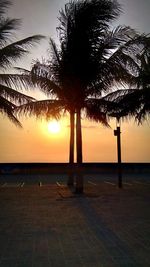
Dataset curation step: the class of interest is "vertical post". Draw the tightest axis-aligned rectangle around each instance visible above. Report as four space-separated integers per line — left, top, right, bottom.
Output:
114 124 122 188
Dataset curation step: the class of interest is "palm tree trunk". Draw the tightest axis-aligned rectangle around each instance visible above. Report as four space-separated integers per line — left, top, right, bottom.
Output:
67 111 75 186
76 109 82 163
75 109 83 193
69 111 75 164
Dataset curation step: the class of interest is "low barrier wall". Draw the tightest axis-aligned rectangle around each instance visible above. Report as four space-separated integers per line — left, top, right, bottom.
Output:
0 163 149 174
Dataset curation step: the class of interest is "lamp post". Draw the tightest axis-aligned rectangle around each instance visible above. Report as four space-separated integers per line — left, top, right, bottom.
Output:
114 120 122 188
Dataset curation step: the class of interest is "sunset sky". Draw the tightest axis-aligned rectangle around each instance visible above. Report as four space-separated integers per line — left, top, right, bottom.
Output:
0 0 150 163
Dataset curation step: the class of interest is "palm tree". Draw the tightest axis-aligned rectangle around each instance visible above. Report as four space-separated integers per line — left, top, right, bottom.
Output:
56 0 149 192
14 40 109 188
15 0 149 193
14 0 121 189
0 0 44 126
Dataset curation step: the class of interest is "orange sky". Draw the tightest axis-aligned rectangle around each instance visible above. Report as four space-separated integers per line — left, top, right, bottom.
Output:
0 113 149 163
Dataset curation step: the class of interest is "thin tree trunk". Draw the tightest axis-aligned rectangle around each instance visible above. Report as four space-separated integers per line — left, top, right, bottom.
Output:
67 111 75 186
75 109 83 194
76 109 82 163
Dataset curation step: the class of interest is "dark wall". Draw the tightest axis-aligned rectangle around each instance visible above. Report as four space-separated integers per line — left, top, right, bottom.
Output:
0 163 149 174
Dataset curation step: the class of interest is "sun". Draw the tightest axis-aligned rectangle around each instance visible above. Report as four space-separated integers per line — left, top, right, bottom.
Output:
47 120 61 134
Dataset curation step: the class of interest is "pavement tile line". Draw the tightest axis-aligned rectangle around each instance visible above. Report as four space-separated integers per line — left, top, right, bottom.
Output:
88 181 97 186
56 182 64 187
1 183 22 187
134 181 150 186
123 182 133 186
104 181 116 186
75 197 141 266
0 175 149 267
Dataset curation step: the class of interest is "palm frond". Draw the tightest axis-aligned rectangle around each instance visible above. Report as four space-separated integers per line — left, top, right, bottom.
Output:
107 88 150 123
103 89 137 102
98 33 150 90
0 0 10 16
85 107 110 127
84 98 112 127
100 49 139 89
136 105 150 123
96 26 138 60
0 95 22 127
0 84 35 104
14 67 30 74
58 0 121 42
137 48 150 88
0 68 63 98
49 38 60 64
0 73 34 89
57 0 122 86
0 18 21 46
30 62 63 97
0 1 46 127
0 35 45 69
15 99 65 120
32 76 62 97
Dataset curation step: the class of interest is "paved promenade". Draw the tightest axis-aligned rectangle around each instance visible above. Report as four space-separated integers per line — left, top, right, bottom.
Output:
0 177 149 267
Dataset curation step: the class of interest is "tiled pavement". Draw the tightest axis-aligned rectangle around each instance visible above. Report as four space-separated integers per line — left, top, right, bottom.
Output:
0 180 149 267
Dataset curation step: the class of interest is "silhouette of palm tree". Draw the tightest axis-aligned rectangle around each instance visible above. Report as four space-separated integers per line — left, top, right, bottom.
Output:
15 0 121 190
16 0 149 193
0 0 44 126
105 37 150 123
57 0 149 192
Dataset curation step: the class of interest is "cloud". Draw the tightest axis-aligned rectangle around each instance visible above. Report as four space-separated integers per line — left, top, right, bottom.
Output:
66 125 97 129
82 125 97 129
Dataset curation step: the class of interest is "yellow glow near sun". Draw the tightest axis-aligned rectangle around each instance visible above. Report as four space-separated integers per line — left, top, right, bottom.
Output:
39 117 69 139
47 120 61 134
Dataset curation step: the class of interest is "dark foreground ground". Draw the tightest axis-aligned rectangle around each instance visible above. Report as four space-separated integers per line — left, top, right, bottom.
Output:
0 173 149 267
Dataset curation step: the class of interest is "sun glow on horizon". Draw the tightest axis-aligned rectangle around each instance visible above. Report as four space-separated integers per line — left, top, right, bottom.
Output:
47 120 61 134
39 117 69 140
